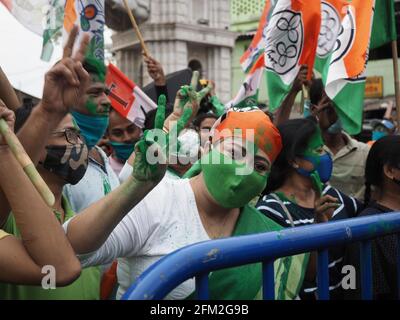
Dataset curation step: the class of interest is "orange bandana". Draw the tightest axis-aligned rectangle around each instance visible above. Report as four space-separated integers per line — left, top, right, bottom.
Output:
212 108 282 163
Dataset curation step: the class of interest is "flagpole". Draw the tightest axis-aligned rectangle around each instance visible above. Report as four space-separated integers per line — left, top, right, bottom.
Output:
122 0 150 57
391 40 400 128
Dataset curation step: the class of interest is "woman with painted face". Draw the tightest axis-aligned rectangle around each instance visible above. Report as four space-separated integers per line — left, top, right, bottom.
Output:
345 136 400 300
256 117 364 300
64 106 310 300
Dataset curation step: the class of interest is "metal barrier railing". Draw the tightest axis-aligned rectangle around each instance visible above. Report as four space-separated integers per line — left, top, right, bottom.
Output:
122 213 400 300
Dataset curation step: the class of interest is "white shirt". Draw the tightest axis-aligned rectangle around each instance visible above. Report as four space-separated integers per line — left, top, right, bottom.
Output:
64 163 210 300
63 147 120 213
108 155 125 177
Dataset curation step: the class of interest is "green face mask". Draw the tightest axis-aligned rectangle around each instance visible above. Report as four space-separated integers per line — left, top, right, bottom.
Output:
201 149 269 208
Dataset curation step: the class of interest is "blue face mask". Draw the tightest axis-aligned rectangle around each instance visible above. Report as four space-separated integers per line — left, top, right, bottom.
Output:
110 141 136 161
296 153 333 183
372 131 388 141
71 111 109 150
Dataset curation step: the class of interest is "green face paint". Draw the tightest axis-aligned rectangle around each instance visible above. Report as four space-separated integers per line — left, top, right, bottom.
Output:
201 149 269 208
85 97 110 116
295 127 333 189
302 128 325 158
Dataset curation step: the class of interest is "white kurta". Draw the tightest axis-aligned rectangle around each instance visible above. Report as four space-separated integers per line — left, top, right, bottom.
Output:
64 164 211 300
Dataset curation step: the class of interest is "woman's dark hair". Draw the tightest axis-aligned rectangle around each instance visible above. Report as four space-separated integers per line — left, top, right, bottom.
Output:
364 135 400 205
264 117 319 194
193 112 218 129
310 78 324 106
143 103 173 131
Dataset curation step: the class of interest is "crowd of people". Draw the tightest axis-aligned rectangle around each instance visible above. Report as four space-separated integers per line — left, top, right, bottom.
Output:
0 26 399 300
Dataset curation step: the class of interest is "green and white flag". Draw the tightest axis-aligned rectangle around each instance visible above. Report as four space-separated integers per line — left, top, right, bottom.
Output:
41 0 65 61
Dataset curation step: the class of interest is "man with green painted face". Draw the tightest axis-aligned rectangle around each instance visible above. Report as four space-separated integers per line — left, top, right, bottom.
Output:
63 56 120 213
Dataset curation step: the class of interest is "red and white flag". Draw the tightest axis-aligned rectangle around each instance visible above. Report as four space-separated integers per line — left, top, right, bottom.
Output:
106 63 157 128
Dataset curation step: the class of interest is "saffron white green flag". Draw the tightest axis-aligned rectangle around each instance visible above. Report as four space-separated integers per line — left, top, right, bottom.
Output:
315 0 375 135
265 0 321 112
227 55 265 109
1 0 105 62
240 0 278 73
63 0 105 61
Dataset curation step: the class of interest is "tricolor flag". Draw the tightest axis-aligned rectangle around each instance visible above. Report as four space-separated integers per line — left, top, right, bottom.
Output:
227 55 265 109
1 0 105 62
106 63 158 128
63 0 105 61
314 0 347 76
265 0 321 112
240 0 278 73
317 0 375 135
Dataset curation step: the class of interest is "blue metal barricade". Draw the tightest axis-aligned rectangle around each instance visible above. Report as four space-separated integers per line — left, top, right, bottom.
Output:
122 213 400 300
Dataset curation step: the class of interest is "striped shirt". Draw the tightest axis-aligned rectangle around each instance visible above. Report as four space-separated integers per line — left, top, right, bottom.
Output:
256 185 363 299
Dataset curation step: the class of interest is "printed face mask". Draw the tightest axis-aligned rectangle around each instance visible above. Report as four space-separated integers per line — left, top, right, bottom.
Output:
110 141 136 162
201 149 269 208
41 144 89 185
71 111 109 150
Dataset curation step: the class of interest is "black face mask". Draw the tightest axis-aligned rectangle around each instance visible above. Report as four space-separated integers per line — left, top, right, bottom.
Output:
40 144 89 185
393 178 400 187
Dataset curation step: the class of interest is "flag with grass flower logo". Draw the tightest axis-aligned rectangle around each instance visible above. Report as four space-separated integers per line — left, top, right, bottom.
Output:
265 0 321 112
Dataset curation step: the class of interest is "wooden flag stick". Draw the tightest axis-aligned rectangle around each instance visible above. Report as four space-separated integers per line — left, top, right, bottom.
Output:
0 119 55 207
122 0 150 57
190 71 200 88
301 84 310 115
391 40 400 128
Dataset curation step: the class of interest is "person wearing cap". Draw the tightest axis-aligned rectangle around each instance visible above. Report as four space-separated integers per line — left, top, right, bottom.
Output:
63 104 309 300
369 118 397 145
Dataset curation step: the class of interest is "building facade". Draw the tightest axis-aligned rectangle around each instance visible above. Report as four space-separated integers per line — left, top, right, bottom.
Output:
107 0 237 102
